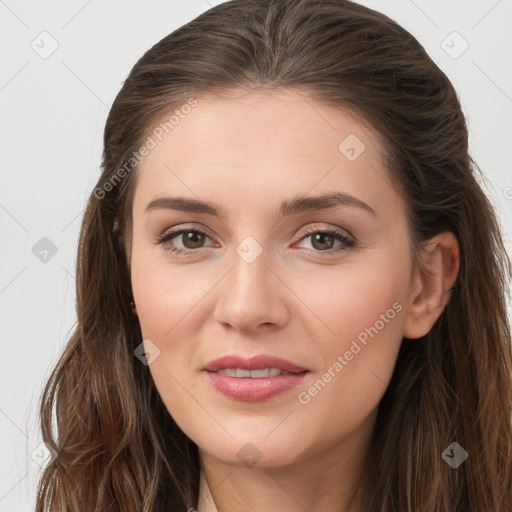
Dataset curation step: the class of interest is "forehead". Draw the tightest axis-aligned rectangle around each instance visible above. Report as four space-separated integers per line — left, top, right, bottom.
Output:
133 89 397 216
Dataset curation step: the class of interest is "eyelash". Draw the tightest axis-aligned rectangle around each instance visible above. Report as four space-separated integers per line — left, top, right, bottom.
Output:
154 224 356 258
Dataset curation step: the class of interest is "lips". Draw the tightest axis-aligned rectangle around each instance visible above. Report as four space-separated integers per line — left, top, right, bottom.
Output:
202 354 309 402
202 354 308 374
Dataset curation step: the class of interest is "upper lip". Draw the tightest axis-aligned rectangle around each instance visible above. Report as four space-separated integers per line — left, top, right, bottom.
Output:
203 355 308 373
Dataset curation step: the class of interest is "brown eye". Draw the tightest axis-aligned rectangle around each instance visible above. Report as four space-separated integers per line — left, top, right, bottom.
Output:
180 230 206 249
295 226 356 255
310 232 336 251
155 227 214 256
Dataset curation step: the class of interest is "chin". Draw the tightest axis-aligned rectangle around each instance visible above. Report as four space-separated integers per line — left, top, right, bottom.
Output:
196 433 307 469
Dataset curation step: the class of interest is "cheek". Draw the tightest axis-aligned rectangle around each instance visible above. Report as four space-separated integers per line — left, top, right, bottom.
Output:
295 256 406 344
292 250 407 407
131 249 213 338
297 269 405 397
131 258 218 405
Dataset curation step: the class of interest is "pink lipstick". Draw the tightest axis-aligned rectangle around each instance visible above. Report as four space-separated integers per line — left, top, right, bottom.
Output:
203 354 309 402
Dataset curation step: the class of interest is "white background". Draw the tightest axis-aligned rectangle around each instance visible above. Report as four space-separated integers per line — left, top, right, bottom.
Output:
1 0 511 510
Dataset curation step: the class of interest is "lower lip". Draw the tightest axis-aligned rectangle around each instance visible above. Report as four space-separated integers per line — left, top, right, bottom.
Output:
204 371 309 402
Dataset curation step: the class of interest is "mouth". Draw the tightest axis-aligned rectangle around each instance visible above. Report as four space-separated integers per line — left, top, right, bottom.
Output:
212 368 300 378
203 353 308 374
202 354 309 402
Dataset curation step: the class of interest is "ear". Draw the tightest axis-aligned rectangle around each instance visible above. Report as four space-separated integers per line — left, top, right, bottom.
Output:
402 231 460 339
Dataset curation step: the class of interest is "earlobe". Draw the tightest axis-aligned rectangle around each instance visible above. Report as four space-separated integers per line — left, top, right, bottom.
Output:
402 232 460 339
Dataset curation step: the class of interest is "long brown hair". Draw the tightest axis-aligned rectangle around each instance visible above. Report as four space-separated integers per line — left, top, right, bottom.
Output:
35 0 512 510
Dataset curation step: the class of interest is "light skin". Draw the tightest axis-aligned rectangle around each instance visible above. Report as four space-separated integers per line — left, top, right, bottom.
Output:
126 89 459 512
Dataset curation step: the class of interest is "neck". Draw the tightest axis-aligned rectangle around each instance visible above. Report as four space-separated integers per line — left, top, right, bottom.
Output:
197 466 220 512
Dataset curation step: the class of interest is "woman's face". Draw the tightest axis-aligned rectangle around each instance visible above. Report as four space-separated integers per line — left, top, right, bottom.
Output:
130 89 417 469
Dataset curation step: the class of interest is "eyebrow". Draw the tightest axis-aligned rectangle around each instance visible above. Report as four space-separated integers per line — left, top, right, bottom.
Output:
145 191 376 218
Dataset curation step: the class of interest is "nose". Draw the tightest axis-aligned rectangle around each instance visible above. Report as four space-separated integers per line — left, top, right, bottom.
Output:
212 246 290 333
